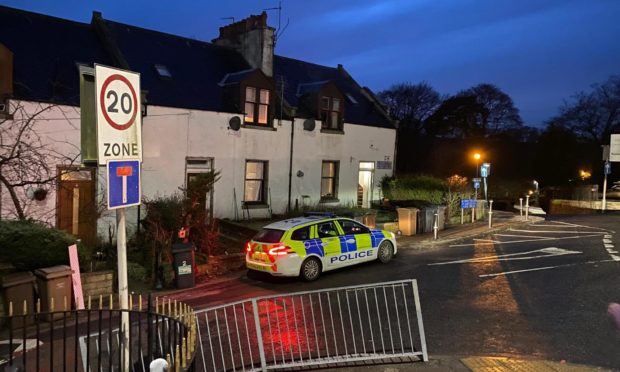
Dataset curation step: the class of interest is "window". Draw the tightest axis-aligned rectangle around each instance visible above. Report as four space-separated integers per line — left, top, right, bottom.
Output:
338 220 369 235
317 222 339 238
155 64 172 78
252 229 284 243
245 86 270 125
244 160 268 203
291 226 311 241
321 161 339 199
321 96 342 130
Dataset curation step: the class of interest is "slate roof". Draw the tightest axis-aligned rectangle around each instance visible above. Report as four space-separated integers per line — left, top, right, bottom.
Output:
0 5 394 129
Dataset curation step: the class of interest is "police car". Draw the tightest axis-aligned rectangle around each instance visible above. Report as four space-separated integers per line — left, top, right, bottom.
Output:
246 213 397 281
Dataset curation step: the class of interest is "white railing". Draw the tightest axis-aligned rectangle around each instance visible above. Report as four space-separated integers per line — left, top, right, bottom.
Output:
195 279 428 371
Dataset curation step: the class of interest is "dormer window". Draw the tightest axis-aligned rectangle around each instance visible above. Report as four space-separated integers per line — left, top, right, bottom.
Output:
321 96 342 130
245 86 270 125
155 64 172 79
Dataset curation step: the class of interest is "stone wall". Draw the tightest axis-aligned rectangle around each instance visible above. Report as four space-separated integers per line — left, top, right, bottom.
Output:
81 270 114 299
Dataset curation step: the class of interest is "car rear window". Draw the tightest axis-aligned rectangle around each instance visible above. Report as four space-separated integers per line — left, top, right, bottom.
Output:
252 228 285 243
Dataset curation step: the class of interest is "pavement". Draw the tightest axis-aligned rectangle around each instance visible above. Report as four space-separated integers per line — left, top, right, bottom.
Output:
168 210 619 371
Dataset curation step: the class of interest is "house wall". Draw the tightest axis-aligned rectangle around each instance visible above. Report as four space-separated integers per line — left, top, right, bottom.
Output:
141 105 395 219
2 100 395 240
0 100 82 224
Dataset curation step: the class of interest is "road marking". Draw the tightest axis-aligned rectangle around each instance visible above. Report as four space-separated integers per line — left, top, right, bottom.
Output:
605 244 615 249
450 233 604 247
605 235 612 239
543 220 615 232
494 233 558 239
508 229 607 234
473 239 500 243
479 258 620 278
603 239 613 243
612 255 620 261
429 247 581 266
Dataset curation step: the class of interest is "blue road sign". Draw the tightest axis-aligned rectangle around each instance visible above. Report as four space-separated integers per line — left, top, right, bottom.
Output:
604 161 611 175
460 199 477 209
473 180 481 189
107 159 141 210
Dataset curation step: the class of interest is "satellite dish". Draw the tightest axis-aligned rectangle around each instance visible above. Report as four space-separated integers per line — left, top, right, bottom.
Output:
303 118 316 131
228 116 241 131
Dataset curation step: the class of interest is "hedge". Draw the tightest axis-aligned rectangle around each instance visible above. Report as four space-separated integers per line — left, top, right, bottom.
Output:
0 220 89 271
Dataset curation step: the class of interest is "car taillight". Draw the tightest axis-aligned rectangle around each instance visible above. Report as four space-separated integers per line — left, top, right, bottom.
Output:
268 244 290 256
245 241 252 253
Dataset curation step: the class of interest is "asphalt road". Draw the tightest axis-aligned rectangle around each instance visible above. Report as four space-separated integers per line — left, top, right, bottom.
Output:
173 213 620 369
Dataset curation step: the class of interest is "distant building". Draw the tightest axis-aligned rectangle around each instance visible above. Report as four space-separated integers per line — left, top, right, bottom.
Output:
0 6 396 244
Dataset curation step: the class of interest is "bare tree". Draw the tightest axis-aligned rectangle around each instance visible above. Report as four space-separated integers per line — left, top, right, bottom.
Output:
0 101 79 220
459 83 524 136
378 82 442 134
549 75 620 143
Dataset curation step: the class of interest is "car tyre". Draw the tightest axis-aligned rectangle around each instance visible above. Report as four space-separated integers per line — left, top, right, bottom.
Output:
378 241 394 263
300 257 322 282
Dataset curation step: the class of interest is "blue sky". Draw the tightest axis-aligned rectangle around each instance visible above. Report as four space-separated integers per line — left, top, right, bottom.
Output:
2 0 619 127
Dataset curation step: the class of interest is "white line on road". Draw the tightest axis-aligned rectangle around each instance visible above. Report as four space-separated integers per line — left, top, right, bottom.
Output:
429 247 581 266
449 233 604 247
473 239 500 243
494 233 559 239
604 239 613 244
605 244 615 249
605 235 612 239
479 258 620 278
508 229 607 234
542 220 615 232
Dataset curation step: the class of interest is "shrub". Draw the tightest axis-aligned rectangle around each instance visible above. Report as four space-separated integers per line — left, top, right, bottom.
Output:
381 174 445 204
127 261 147 282
0 220 89 271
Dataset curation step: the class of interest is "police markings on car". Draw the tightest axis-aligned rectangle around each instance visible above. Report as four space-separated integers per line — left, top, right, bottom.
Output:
245 213 397 281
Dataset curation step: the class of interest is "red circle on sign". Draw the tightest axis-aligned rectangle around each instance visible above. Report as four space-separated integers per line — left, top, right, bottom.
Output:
100 74 138 131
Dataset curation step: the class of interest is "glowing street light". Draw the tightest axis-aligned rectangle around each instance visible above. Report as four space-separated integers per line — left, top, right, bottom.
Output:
579 170 591 181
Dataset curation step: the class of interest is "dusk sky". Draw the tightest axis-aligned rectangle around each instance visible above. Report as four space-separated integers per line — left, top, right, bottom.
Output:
2 0 619 128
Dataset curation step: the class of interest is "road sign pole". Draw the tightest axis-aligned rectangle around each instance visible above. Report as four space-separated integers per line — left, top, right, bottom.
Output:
525 195 530 221
519 198 523 218
461 208 464 225
602 172 608 212
117 208 130 371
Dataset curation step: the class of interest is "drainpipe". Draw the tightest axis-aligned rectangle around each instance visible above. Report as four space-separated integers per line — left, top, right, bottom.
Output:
287 118 295 213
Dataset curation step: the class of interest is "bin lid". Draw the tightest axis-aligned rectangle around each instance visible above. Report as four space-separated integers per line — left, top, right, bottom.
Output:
172 243 193 253
34 265 72 280
2 271 35 288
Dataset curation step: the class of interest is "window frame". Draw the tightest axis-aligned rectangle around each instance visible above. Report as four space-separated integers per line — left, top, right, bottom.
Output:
320 160 340 200
337 219 370 235
244 85 271 126
320 96 343 130
243 160 269 204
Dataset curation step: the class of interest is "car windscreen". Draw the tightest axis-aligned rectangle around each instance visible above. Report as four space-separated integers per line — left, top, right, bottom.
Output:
252 228 285 243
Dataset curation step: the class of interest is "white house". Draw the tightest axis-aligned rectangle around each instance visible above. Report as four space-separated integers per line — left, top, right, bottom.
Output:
0 6 396 244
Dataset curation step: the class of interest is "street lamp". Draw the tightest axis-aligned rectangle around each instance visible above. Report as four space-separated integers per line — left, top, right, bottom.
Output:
474 153 481 177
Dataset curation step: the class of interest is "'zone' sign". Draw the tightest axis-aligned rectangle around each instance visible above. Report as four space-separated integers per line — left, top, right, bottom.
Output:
95 65 142 165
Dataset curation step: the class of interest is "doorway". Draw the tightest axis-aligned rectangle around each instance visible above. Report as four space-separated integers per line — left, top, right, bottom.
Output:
358 162 375 208
57 167 97 247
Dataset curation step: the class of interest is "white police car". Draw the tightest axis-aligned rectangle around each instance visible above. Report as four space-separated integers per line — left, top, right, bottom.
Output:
245 214 397 281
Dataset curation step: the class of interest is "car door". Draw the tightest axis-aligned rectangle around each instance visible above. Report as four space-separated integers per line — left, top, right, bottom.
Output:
315 221 344 269
336 219 375 262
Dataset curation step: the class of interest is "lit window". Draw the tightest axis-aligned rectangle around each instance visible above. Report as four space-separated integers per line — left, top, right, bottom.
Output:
244 160 268 203
155 64 172 78
321 97 342 130
245 86 270 125
321 161 339 199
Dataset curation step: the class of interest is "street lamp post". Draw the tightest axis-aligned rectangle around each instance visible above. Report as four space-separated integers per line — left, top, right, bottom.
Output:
473 153 481 220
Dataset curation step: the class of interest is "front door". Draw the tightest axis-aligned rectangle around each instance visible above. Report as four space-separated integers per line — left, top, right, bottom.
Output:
358 162 375 208
57 167 97 247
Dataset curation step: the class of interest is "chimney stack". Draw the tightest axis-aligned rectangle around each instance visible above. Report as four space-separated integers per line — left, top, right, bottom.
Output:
213 12 275 77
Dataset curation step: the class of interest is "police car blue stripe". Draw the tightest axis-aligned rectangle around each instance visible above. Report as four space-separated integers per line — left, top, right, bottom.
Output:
338 235 357 253
304 239 325 257
370 231 385 248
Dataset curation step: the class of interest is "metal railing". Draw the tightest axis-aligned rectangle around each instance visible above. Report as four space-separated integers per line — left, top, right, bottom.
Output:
196 279 427 371
0 294 198 371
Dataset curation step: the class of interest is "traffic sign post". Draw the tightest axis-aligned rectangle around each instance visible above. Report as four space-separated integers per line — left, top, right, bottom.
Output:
95 64 143 371
603 161 611 212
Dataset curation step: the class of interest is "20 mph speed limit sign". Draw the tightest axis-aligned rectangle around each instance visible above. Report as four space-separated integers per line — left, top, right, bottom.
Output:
95 64 142 165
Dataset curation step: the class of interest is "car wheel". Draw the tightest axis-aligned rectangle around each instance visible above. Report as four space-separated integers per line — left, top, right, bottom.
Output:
377 241 394 263
300 257 322 282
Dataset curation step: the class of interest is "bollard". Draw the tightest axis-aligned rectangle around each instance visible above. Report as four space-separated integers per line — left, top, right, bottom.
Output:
488 200 493 228
433 211 439 240
519 198 523 217
461 208 464 224
525 195 530 221
471 206 475 223
149 358 169 372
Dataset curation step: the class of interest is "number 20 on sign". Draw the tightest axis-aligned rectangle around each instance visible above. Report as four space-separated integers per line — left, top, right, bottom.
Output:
95 64 142 165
